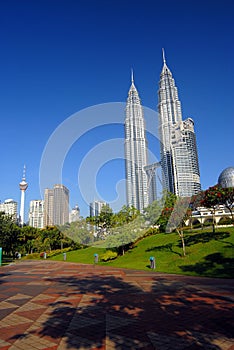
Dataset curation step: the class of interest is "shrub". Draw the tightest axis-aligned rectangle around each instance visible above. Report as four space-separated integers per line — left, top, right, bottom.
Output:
23 248 74 260
203 220 213 227
192 222 202 228
24 253 40 259
46 247 74 258
46 250 60 258
100 250 118 262
218 217 233 225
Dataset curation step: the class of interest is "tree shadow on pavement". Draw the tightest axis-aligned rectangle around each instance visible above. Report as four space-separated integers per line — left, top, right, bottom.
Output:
149 277 234 349
0 272 11 285
14 272 233 349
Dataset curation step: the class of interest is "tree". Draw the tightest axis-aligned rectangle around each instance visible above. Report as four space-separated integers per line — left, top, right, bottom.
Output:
200 185 231 233
166 197 191 256
86 205 114 238
114 205 140 226
40 226 78 251
98 205 114 229
155 191 177 232
63 219 94 246
143 200 163 226
19 226 40 254
189 192 204 228
102 215 146 255
0 212 20 256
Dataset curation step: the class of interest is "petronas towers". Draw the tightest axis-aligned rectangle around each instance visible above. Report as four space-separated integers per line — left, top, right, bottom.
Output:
125 72 149 211
125 51 201 211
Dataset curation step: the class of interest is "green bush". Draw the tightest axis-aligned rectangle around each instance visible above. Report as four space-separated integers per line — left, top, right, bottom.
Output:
24 247 75 259
47 247 73 258
100 250 118 262
192 222 202 228
218 217 233 225
24 253 40 259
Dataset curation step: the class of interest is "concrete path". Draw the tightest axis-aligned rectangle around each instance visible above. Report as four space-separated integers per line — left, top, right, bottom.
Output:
0 260 233 349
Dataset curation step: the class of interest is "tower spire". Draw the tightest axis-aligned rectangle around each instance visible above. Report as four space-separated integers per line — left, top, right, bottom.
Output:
162 48 166 64
131 68 134 84
22 165 26 180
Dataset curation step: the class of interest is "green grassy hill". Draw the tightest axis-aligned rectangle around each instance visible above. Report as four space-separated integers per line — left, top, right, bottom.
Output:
51 227 234 278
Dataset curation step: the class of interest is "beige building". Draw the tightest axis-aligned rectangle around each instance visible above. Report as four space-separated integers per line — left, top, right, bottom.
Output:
44 185 69 227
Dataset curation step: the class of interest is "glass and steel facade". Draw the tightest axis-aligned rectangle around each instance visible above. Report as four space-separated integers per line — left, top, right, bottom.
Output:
125 75 149 211
53 184 69 226
171 118 201 196
158 53 201 197
44 188 54 227
44 184 69 227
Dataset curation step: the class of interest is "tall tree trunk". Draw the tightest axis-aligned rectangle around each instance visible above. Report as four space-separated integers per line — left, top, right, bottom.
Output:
177 229 186 256
212 208 216 233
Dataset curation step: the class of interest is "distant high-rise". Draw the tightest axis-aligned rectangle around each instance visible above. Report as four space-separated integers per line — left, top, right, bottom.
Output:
19 166 28 225
44 184 69 227
69 204 80 223
124 71 149 211
44 188 54 227
29 200 44 228
158 50 201 197
90 200 107 217
0 199 18 222
144 162 160 203
53 184 69 226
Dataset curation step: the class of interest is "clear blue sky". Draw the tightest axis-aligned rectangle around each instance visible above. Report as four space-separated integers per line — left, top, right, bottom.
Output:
0 0 233 218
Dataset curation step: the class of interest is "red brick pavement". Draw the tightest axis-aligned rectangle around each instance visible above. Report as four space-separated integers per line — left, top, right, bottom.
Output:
0 260 233 349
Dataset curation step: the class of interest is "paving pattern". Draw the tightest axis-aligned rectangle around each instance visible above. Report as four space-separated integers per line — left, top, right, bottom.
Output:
0 260 233 349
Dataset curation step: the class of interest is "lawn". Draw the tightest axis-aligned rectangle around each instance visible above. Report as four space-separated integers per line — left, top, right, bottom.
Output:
51 226 234 278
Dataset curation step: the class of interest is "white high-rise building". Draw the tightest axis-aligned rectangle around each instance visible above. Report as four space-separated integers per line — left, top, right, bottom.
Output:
124 72 149 211
171 118 201 196
89 200 107 217
158 50 201 197
28 200 44 228
69 205 80 223
0 199 18 222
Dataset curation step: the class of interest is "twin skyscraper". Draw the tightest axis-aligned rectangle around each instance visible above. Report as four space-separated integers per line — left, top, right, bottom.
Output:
124 50 201 212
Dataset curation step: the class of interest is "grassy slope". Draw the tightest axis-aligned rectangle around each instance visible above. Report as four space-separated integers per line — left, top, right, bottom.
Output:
51 227 234 278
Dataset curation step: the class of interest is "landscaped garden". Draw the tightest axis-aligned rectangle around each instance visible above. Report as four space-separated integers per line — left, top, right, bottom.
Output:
50 226 234 278
1 188 233 278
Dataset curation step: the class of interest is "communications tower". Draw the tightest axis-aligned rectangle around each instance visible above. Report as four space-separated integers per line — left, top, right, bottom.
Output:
19 166 28 225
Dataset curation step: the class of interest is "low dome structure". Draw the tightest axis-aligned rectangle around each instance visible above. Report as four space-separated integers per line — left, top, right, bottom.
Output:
218 167 234 188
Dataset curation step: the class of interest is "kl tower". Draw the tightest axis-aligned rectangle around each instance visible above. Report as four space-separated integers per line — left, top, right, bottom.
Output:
19 166 28 226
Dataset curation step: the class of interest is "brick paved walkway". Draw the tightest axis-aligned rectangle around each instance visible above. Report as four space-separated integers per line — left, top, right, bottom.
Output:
0 260 233 350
